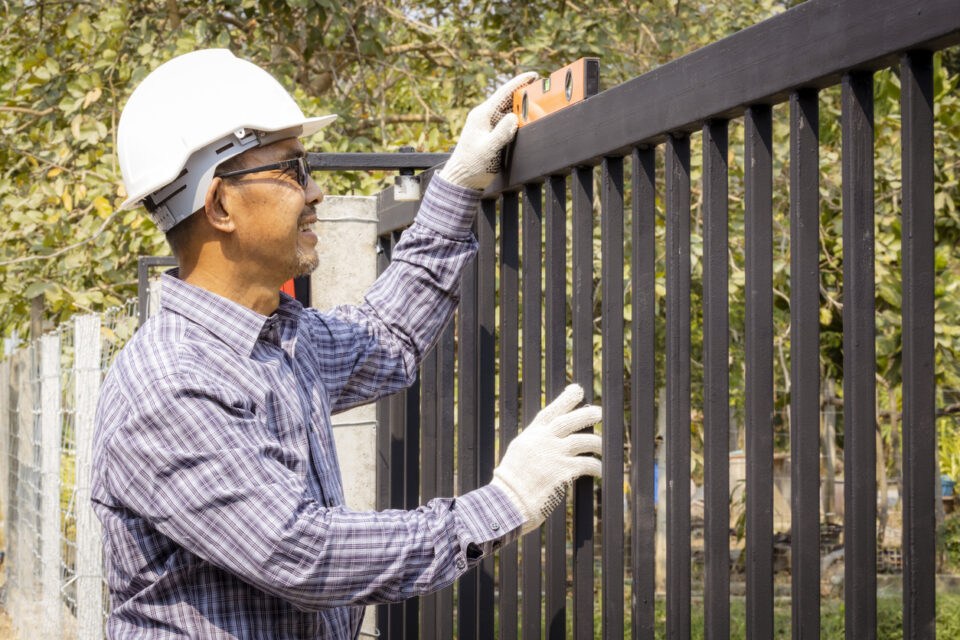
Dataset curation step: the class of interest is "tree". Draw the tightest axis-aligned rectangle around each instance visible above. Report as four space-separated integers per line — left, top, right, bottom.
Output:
3 2 960 488
0 0 800 338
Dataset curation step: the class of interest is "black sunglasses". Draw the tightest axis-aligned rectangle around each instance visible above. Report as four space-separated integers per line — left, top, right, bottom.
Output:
216 156 310 189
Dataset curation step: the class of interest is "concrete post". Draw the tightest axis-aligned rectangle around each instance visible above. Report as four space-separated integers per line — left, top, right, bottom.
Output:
311 195 379 637
0 358 8 559
75 314 104 640
15 346 38 635
40 334 63 639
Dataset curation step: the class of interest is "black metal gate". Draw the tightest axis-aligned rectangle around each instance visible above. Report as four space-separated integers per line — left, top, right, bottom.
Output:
373 1 960 637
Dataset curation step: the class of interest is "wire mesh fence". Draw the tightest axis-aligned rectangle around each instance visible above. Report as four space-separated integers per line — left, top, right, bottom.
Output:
1 299 137 640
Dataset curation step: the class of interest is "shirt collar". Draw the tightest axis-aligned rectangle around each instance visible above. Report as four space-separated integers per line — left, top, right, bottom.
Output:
159 268 303 357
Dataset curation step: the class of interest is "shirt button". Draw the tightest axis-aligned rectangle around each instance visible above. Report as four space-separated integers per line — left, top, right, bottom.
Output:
455 558 466 571
490 521 500 531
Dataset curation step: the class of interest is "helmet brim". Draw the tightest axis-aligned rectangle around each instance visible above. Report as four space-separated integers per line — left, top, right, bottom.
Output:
120 113 338 211
300 114 338 137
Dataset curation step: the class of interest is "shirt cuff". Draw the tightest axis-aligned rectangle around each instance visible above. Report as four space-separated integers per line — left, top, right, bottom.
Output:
414 174 482 239
451 484 525 571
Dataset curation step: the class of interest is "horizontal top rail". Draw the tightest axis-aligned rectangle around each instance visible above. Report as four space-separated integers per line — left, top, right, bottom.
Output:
307 152 450 172
489 0 957 189
375 0 958 234
378 169 440 235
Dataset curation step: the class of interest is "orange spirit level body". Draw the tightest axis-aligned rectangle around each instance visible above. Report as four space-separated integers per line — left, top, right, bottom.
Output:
513 57 600 127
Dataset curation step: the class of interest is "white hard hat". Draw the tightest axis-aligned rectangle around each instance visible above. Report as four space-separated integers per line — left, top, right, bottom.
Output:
117 49 336 232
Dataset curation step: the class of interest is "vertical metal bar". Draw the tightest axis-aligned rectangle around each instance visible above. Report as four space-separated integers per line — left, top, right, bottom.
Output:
665 135 691 640
388 231 406 639
389 230 405 515
498 191 521 640
521 181 543 640
900 50 936 640
703 120 730 640
842 71 877 640
601 156 625 639
571 166 595 640
631 147 657 639
477 199 498 637
420 347 439 640
376 233 392 517
388 391 404 513
437 322 457 639
388 386 405 638
137 258 149 328
544 174 568 640
789 89 821 640
292 274 311 308
405 376 421 508
458 236 480 640
744 104 774 640
404 376 421 639
375 234 392 635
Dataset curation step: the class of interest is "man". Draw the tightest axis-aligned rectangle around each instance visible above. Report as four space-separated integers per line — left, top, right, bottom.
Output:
93 49 602 638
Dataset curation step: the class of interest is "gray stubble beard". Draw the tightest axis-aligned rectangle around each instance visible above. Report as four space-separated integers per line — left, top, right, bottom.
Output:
294 244 319 278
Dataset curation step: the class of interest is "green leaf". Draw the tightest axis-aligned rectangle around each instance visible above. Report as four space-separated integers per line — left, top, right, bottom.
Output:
820 306 832 326
24 282 50 299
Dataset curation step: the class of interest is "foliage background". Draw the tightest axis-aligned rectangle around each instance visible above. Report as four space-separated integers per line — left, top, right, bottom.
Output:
0 0 807 334
1 1 960 477
4 3 960 634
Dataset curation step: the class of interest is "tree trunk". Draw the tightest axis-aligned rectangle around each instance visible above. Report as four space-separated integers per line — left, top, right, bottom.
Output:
29 295 43 341
822 377 839 521
934 397 946 570
166 0 180 29
889 388 902 508
655 385 668 593
877 424 888 546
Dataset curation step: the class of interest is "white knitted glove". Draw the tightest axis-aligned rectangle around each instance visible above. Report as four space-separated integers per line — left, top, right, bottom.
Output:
438 71 537 190
491 384 602 535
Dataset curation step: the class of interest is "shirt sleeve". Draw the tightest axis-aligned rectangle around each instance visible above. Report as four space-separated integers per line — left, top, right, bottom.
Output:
302 175 481 413
103 373 524 611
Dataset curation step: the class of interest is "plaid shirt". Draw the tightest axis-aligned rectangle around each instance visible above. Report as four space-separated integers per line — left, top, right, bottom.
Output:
92 176 523 639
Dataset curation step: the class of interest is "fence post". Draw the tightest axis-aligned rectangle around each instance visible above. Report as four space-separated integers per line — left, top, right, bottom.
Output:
3 353 18 627
15 346 36 633
0 357 9 576
311 195 379 638
40 334 63 639
74 314 103 640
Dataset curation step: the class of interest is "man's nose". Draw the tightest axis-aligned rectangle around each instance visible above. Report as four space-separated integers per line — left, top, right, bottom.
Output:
305 175 323 205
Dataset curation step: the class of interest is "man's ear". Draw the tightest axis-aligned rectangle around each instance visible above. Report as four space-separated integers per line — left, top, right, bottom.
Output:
203 176 236 233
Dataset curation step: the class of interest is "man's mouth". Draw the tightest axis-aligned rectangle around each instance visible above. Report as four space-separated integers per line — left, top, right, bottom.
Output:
297 213 319 247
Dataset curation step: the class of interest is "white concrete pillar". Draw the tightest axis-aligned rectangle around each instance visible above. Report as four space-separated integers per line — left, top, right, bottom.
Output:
74 314 103 640
311 195 379 637
40 334 62 639
13 348 34 636
0 358 10 571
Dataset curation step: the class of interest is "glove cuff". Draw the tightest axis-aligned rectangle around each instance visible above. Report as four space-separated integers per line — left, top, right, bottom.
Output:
491 473 540 536
438 162 491 191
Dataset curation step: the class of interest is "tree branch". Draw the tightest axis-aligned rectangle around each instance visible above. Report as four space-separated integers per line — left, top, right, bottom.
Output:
0 208 118 267
215 14 252 32
352 113 447 131
0 106 55 117
822 397 960 418
938 402 960 417
0 144 112 182
383 42 442 56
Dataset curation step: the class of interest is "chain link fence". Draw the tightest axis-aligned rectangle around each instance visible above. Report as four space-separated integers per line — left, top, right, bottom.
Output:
1 300 137 640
